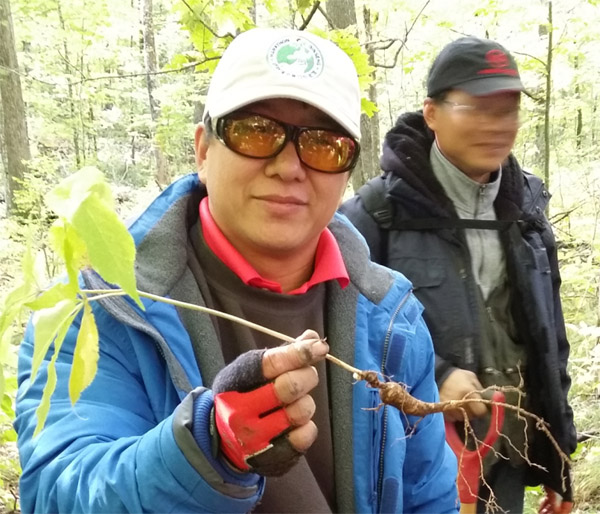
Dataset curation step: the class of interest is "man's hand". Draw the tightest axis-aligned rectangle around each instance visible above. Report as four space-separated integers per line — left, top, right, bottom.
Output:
538 487 573 514
439 368 487 421
212 330 328 476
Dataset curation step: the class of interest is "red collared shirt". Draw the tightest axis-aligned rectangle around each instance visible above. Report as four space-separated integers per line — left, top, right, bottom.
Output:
199 197 349 295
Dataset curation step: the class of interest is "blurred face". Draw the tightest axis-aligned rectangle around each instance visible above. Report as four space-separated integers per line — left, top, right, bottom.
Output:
423 90 520 182
195 98 351 264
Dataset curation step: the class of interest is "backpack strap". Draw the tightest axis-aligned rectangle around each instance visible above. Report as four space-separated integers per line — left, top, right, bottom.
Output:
391 219 519 231
356 177 525 264
356 176 394 230
356 177 394 265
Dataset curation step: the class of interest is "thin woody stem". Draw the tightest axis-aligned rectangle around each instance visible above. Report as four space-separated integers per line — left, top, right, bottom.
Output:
81 288 361 372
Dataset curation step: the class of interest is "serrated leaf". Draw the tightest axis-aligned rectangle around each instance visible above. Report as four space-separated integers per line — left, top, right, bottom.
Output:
70 194 141 307
33 352 57 438
31 299 80 385
69 301 99 406
33 308 78 437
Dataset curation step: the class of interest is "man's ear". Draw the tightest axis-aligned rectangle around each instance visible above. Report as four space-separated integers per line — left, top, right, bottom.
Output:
194 123 209 183
422 98 438 131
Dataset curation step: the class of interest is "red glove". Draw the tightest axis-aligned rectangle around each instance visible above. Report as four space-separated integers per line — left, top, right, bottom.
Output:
538 487 573 514
212 333 327 476
214 380 293 472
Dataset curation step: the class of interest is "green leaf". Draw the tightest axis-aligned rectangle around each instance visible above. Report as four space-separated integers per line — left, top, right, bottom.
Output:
48 221 88 295
296 0 313 13
361 98 379 118
32 307 79 437
26 282 77 311
33 350 58 438
46 167 114 220
69 301 99 406
70 194 141 307
31 299 80 385
0 240 39 347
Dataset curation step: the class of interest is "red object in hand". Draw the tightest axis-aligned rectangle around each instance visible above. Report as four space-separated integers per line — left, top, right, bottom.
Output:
214 382 291 471
445 391 506 504
538 487 573 514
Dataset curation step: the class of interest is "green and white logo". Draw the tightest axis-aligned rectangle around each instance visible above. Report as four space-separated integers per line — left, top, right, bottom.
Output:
267 36 324 79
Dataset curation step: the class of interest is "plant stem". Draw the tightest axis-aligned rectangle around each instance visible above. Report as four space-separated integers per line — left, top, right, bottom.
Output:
81 288 363 374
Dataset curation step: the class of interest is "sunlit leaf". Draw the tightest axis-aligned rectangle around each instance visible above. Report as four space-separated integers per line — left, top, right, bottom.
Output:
46 167 114 220
49 221 88 293
70 194 141 307
26 282 77 311
32 307 79 437
296 0 313 13
33 351 57 438
0 239 39 346
31 299 80 385
361 98 379 118
69 301 99 406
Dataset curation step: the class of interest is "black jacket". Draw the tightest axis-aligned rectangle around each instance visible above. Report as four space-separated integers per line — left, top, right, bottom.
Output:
340 111 577 498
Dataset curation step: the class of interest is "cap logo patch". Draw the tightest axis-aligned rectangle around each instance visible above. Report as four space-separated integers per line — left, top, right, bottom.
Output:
267 36 323 79
478 49 518 76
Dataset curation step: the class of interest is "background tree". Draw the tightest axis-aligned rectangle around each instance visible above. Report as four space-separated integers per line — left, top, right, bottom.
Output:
142 0 170 186
0 0 31 216
326 0 381 190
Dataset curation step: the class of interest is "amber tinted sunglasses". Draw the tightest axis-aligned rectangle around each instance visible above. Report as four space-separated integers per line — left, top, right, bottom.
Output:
212 112 360 173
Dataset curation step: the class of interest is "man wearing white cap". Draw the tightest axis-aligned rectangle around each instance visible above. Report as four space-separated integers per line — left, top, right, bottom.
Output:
16 28 459 513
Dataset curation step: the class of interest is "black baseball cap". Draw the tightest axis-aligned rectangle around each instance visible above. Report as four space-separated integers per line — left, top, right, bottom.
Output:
427 37 524 97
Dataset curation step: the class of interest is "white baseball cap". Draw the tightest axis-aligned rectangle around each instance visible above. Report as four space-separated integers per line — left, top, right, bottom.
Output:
203 28 362 141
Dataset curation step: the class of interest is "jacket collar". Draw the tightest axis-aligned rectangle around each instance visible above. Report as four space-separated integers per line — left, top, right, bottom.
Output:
381 110 531 220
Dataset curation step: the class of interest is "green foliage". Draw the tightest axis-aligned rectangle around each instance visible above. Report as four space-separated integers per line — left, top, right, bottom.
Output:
311 27 377 115
0 168 143 435
46 167 141 306
574 443 600 508
69 301 99 406
173 2 377 118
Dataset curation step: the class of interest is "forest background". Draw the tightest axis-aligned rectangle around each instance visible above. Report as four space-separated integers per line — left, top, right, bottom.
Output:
0 0 599 512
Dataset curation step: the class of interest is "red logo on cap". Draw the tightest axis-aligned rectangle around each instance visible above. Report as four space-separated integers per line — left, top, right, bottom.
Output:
478 49 518 76
486 49 509 68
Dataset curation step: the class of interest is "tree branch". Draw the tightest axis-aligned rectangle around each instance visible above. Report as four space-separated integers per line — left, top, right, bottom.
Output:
372 0 430 69
179 0 235 40
0 57 219 88
299 1 321 30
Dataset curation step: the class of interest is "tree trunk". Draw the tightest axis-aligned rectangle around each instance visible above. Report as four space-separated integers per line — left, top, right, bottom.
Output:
142 0 170 186
56 1 81 168
0 0 31 216
326 0 380 192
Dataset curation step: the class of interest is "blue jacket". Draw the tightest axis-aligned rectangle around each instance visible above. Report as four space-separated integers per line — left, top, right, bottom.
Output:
16 173 458 513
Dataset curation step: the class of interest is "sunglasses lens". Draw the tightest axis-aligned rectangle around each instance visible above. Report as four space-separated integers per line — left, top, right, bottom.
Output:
222 115 285 158
298 130 358 173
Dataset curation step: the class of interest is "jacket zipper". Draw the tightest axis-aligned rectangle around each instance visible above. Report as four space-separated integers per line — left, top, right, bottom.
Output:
376 290 412 512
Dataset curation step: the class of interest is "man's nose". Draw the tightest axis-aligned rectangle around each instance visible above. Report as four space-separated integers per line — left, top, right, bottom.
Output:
266 141 306 180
